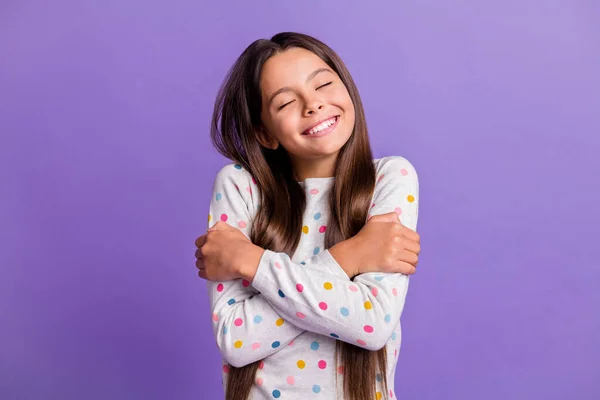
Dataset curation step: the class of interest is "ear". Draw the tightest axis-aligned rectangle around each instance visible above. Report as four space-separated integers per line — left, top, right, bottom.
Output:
255 127 280 150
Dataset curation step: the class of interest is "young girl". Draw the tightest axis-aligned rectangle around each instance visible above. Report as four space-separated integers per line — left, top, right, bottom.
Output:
194 32 421 400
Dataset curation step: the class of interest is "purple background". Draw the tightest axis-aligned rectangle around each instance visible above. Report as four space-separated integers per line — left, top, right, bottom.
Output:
1 1 599 399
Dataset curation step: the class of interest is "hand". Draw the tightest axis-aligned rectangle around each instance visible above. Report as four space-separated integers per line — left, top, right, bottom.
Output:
194 221 265 282
352 212 420 276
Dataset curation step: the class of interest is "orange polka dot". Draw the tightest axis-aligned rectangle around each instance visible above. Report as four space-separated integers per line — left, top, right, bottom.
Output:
297 360 306 369
302 226 309 234
208 214 212 222
407 195 415 203
276 318 284 326
323 282 333 290
364 301 373 310
234 340 243 348
376 392 382 400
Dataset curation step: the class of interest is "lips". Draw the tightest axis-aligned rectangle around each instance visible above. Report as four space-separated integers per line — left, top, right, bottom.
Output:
302 115 340 136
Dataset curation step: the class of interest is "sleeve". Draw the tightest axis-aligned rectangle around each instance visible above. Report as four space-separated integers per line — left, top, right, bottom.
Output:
250 156 419 351
206 164 305 368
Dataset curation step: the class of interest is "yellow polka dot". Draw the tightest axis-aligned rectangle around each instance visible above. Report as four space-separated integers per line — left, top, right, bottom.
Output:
234 340 243 348
376 392 382 400
323 282 333 290
407 194 415 203
297 360 306 369
302 225 309 234
364 301 373 310
208 214 212 222
276 318 284 326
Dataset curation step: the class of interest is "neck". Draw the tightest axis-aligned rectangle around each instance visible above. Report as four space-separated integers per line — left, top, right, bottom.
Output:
291 153 338 181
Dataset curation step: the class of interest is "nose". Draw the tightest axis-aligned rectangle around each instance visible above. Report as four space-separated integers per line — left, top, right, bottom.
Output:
304 99 324 116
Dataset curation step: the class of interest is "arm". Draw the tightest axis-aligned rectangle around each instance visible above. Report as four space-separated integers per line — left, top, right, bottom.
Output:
248 156 419 350
206 164 305 367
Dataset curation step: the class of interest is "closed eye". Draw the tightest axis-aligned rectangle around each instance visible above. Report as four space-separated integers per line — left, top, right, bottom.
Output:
317 82 333 90
278 100 295 110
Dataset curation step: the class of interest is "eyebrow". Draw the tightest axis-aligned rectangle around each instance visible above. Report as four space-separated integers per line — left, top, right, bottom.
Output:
268 68 333 106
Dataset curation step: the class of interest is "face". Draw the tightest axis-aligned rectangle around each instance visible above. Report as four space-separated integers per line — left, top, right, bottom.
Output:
259 47 355 178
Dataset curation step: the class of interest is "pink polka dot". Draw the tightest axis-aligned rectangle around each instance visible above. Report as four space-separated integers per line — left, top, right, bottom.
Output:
371 287 378 296
288 340 294 346
252 177 257 185
390 389 394 397
238 221 247 229
319 302 328 310
296 312 306 319
256 377 263 386
319 225 327 233
395 207 403 215
349 285 359 292
400 168 408 176
357 339 366 346
310 188 319 195
212 313 219 322
234 318 243 327
318 360 327 369
252 342 260 350
217 283 224 292
242 279 250 287
296 283 304 292
220 213 228 222
337 366 344 374
392 288 398 296
259 361 264 369
287 376 295 384
371 203 376 208
395 349 398 357
275 262 282 269
222 365 230 373
377 174 385 182
364 325 374 333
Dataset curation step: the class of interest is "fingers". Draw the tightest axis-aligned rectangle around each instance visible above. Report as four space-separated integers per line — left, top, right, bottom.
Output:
209 221 230 231
195 258 205 270
395 260 417 275
403 238 421 256
195 234 208 248
369 212 402 224
400 226 420 243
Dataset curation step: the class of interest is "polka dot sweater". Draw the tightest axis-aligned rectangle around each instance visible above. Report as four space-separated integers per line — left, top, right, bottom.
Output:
206 156 419 399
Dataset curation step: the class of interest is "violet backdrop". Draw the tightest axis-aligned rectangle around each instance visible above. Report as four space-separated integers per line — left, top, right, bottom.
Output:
1 1 599 399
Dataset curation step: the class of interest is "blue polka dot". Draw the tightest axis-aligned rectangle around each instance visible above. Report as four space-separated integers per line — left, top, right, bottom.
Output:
340 307 349 317
384 314 391 323
391 332 397 340
254 315 263 324
227 298 235 305
310 341 320 350
278 290 285 298
222 326 228 334
376 373 382 382
272 341 280 348
313 247 320 255
301 261 306 265
312 384 321 393
314 212 321 220
216 193 222 201
272 389 281 398
375 276 384 281
234 164 242 170
330 333 339 338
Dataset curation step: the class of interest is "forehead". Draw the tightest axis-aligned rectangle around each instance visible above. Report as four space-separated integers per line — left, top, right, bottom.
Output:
260 47 331 93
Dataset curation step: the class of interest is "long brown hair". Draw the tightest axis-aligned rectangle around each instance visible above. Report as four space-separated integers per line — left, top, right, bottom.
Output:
210 32 387 400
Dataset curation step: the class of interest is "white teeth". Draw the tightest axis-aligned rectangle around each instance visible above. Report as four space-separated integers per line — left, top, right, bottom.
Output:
306 117 337 135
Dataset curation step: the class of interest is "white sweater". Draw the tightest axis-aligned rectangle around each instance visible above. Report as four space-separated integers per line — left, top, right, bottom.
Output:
206 156 419 399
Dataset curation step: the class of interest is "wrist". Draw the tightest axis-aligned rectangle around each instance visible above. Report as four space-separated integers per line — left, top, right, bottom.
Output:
329 237 361 278
238 243 265 283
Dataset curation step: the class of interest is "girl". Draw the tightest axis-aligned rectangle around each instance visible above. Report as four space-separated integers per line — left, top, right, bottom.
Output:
195 32 421 400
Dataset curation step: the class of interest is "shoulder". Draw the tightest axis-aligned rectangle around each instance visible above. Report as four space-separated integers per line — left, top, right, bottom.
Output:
213 163 256 188
373 155 418 182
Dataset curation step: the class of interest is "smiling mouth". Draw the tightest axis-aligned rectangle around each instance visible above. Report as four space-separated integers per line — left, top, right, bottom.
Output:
302 116 340 136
